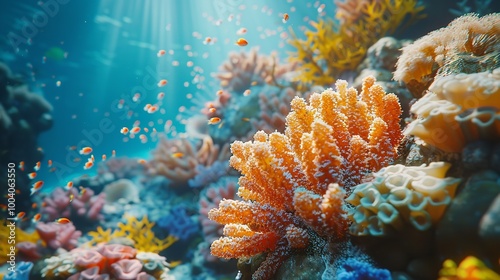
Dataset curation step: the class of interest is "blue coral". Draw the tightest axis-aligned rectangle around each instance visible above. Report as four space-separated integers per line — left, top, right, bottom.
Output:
188 160 229 188
3 261 33 280
157 205 200 241
336 258 391 280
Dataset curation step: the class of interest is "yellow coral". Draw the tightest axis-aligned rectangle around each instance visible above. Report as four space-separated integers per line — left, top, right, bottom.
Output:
289 0 425 87
86 215 176 254
439 256 500 280
0 223 40 263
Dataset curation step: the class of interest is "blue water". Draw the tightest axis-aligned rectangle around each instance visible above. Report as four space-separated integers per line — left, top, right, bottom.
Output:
1 0 499 191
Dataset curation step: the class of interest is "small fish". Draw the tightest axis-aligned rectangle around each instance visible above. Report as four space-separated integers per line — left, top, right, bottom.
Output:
31 181 44 195
171 152 184 158
34 161 41 171
235 38 248 46
28 172 37 179
69 194 74 202
157 49 166 57
282 13 289 23
132 93 140 102
209 107 216 113
208 117 222 125
236 27 247 35
251 81 258 86
243 89 251 96
227 14 234 21
49 167 57 172
112 150 116 157
47 159 53 167
157 79 168 87
137 159 147 165
55 217 71 224
242 117 250 122
79 186 86 196
42 202 47 207
90 155 95 163
102 154 107 161
216 90 223 96
32 202 37 209
19 161 25 171
144 104 152 111
73 157 82 163
17 212 26 220
65 181 73 191
203 37 212 45
69 146 77 151
130 127 141 134
79 147 93 155
157 92 165 100
32 213 41 223
147 105 158 114
84 161 93 170
120 127 129 134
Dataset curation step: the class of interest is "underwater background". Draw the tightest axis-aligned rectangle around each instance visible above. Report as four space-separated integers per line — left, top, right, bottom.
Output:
1 0 500 279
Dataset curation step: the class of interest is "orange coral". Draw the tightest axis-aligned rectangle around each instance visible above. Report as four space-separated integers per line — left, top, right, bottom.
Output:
209 76 402 279
148 136 222 185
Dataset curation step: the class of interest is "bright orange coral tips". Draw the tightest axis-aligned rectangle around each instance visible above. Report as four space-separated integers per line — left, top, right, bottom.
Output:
235 38 248 46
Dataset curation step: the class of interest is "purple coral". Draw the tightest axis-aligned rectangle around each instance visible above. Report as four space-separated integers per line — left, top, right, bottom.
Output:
36 221 81 250
157 205 199 241
188 160 229 188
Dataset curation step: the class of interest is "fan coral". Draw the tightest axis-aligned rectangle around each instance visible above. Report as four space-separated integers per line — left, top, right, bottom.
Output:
86 215 176 254
156 205 199 241
404 68 500 153
439 256 500 279
148 136 222 186
394 13 500 97
346 162 461 235
288 0 425 87
209 76 403 279
214 47 297 93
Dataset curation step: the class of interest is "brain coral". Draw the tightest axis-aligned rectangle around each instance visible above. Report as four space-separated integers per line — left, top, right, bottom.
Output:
404 68 500 153
394 13 500 97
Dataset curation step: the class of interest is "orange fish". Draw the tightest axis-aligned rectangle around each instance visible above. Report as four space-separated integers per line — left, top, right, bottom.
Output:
208 117 222 125
243 89 251 96
147 105 158 114
132 93 140 102
251 81 258 86
157 49 166 57
34 161 41 171
65 181 73 190
48 159 53 167
203 37 212 45
102 154 107 161
90 155 95 163
235 38 248 46
32 213 41 223
32 202 37 209
242 117 250 122
130 127 141 134
31 181 44 195
55 217 71 224
157 79 168 87
120 127 129 134
19 161 25 171
28 172 37 179
112 150 116 157
79 147 93 155
137 159 147 165
157 92 165 100
282 13 289 23
17 212 26 220
84 161 94 170
216 90 223 96
209 108 216 113
171 152 184 158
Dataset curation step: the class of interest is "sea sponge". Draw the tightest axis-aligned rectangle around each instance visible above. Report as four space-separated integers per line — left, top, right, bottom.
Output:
347 162 461 235
394 13 500 97
404 68 500 152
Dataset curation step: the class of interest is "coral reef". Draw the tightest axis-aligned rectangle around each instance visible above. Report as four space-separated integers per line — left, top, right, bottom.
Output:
208 77 403 279
156 205 199 241
288 0 425 87
86 214 177 254
38 243 174 280
347 162 461 235
394 13 500 97
97 157 146 180
40 187 106 229
3 261 33 280
0 224 39 263
102 179 140 204
404 68 500 153
439 256 500 279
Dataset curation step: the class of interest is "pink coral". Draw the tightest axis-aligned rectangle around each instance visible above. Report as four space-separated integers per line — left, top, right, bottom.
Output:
111 259 143 280
41 187 106 222
36 221 81 250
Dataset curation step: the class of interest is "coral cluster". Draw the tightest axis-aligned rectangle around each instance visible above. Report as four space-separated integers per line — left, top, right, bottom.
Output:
208 76 403 279
39 243 173 280
394 13 500 97
347 162 461 235
404 68 500 153
439 256 500 279
288 0 425 87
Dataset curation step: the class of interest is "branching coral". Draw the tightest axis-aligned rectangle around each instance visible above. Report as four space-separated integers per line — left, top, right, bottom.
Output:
86 215 176 254
288 0 425 87
404 68 500 153
394 13 500 97
346 162 461 235
148 136 222 185
208 77 403 279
